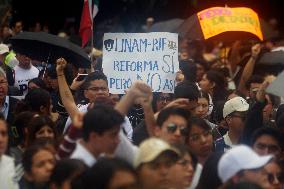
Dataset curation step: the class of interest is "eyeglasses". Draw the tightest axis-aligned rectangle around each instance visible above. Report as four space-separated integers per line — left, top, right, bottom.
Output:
87 87 108 92
268 173 284 184
188 130 212 142
167 123 188 136
255 143 280 153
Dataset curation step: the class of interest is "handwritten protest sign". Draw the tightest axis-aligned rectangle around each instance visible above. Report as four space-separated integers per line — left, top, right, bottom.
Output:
102 33 179 94
198 7 263 40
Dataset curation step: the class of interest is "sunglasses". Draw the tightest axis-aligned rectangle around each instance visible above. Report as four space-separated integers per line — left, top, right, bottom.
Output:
167 123 189 136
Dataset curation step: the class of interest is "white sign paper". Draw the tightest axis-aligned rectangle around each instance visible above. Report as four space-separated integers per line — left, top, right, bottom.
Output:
102 32 179 94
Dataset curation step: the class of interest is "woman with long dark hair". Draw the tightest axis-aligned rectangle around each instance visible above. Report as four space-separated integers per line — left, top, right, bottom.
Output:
199 70 228 106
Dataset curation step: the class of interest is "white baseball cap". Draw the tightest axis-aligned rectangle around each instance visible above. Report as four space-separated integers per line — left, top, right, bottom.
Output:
223 97 249 118
0 44 9 55
218 145 272 183
134 138 179 168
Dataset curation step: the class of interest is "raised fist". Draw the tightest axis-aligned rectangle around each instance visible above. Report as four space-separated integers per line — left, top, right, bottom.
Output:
56 57 67 73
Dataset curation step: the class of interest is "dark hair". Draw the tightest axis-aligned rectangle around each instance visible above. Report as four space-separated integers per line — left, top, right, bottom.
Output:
188 117 211 133
16 88 51 114
205 70 228 103
46 64 74 85
81 71 108 90
198 91 209 102
276 104 284 123
46 66 57 79
152 92 174 112
12 111 35 146
276 113 284 130
211 101 226 124
28 78 47 90
22 142 55 174
27 115 57 146
179 59 197 82
250 127 283 150
156 107 190 128
206 70 227 89
174 81 199 101
94 57 103 71
195 59 209 71
0 112 5 121
82 105 124 141
82 157 137 189
221 181 263 189
173 144 198 169
245 75 264 90
49 159 87 188
196 151 223 189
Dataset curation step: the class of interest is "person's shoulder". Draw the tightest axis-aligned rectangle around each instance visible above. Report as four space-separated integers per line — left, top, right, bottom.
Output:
78 103 89 112
13 65 20 71
30 65 40 72
0 154 14 165
8 96 20 103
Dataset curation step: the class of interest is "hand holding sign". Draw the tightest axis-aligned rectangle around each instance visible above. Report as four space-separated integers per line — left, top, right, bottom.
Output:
128 81 152 104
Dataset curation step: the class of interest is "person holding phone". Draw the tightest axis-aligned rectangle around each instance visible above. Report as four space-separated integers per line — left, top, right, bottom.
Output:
60 62 134 141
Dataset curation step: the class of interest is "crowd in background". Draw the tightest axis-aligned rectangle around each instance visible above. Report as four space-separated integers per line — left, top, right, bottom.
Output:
0 14 284 189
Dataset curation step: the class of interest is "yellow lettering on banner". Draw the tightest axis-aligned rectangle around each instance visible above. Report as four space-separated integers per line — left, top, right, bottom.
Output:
197 7 263 41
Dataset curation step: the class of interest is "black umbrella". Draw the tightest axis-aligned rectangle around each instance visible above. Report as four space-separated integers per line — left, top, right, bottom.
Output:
259 50 284 65
250 50 284 76
266 70 284 98
149 18 184 32
174 14 203 40
10 32 91 68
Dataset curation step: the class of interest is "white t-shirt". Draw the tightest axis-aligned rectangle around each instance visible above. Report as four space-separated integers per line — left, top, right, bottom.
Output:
70 140 97 167
63 103 134 141
70 131 138 167
188 163 203 189
115 131 138 164
13 65 39 96
0 155 19 189
223 132 235 150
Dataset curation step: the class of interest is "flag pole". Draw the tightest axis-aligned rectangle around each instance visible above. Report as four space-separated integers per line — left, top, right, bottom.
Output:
91 18 94 49
90 0 94 49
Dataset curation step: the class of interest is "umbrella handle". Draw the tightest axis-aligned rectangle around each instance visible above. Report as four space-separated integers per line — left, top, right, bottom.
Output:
41 52 51 79
41 63 47 79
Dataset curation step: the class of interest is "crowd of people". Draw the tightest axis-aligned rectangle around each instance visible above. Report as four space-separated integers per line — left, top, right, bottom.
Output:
0 14 284 189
